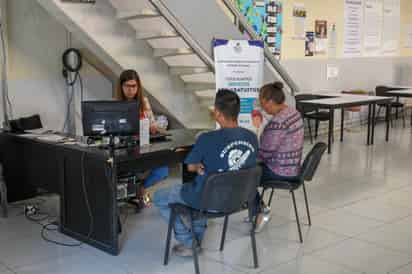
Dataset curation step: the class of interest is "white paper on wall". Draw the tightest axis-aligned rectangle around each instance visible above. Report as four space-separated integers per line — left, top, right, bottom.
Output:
363 0 383 56
343 0 364 57
382 0 400 55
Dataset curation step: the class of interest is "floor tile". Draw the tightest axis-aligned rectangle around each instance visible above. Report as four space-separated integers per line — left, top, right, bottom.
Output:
390 261 412 274
262 223 349 254
340 197 412 223
264 255 361 274
311 238 412 274
356 216 412 254
13 250 124 274
312 209 384 237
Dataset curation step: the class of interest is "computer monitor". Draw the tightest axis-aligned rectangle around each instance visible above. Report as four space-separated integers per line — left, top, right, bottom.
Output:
81 100 139 137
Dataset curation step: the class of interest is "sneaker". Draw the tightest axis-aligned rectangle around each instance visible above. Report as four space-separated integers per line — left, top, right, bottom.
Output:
172 243 202 257
254 209 271 233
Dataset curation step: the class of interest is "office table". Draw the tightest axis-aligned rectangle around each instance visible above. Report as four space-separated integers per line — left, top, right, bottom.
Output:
299 95 392 154
0 129 202 255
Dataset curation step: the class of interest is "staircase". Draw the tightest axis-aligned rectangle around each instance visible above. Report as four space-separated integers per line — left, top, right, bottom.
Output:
36 0 299 129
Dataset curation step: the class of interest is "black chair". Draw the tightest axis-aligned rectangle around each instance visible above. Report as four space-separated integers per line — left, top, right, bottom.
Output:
163 167 262 274
375 86 406 127
0 164 7 218
295 94 331 143
260 143 327 243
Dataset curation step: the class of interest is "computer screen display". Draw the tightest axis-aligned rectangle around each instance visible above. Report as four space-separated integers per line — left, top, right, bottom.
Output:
81 100 139 137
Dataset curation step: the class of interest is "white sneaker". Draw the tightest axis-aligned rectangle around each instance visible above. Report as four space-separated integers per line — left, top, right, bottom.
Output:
254 208 271 233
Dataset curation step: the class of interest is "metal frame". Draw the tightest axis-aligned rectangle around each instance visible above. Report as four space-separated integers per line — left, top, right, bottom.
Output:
220 0 300 95
150 0 300 96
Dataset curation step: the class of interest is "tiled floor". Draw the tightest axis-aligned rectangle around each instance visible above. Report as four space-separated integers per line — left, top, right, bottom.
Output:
2 124 412 274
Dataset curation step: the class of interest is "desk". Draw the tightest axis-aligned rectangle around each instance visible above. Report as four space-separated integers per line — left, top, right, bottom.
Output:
0 129 201 255
299 95 392 154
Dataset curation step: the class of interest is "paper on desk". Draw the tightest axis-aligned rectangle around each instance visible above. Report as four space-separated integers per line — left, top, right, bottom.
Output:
36 134 67 143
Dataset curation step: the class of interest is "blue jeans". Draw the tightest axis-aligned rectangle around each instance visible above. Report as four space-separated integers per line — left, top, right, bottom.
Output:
153 184 207 248
143 167 169 188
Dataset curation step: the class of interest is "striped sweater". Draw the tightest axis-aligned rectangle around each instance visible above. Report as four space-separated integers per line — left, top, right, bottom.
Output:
259 107 304 177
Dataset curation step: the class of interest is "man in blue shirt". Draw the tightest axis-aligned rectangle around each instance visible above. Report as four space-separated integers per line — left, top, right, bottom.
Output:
154 89 258 257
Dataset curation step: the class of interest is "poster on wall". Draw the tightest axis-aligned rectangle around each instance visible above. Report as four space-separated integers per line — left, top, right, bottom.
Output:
343 0 364 57
293 3 306 39
363 0 384 56
405 24 412 48
382 0 400 56
305 31 315 56
235 0 283 59
213 39 264 133
315 20 328 54
328 23 338 58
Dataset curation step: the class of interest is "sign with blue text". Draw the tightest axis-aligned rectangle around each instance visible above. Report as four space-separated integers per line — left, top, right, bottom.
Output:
214 39 264 133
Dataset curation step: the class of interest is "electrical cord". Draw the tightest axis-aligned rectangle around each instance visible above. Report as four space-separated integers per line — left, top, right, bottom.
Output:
61 47 83 133
23 152 94 247
0 21 13 123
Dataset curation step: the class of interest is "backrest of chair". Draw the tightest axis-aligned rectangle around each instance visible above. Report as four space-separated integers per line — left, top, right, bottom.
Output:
199 166 261 214
375 86 390 96
300 142 327 181
295 94 323 114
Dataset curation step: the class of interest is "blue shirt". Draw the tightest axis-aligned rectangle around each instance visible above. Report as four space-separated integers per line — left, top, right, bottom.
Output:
181 127 258 208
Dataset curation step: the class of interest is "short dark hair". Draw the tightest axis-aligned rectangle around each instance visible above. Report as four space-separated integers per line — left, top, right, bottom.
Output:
259 82 285 104
214 89 240 121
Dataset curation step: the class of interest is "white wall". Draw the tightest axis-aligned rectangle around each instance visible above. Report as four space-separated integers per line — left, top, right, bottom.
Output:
5 0 112 133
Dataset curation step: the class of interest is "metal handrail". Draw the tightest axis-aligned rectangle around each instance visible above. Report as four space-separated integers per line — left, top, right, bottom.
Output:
148 0 215 72
150 0 299 95
220 0 300 95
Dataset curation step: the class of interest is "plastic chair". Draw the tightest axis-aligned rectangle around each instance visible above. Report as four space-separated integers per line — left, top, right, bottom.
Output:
163 166 262 274
295 94 330 144
375 86 406 127
260 143 327 243
0 164 8 218
341 90 369 127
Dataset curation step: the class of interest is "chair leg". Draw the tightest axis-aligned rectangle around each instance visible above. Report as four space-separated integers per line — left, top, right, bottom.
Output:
315 120 319 139
0 180 8 218
250 214 259 268
189 212 200 274
267 189 275 208
374 106 382 126
291 191 303 243
220 216 229 251
302 183 311 226
163 208 176 266
307 119 313 144
403 107 406 128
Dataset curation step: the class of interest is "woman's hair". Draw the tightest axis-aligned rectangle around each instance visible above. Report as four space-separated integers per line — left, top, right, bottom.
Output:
259 82 286 104
115 69 145 115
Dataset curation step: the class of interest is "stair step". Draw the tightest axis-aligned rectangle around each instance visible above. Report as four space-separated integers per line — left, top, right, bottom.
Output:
169 66 210 76
117 9 160 20
153 48 193 58
147 36 188 49
137 31 178 40
181 72 215 84
163 54 206 67
195 90 216 99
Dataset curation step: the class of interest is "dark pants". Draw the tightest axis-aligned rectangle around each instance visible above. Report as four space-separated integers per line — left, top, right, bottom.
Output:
252 164 298 216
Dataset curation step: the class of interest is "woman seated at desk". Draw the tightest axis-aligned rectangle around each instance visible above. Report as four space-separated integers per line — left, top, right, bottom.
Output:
116 69 169 208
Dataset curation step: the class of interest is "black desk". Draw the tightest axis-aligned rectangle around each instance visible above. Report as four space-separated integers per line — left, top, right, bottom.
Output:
299 95 392 154
0 129 201 255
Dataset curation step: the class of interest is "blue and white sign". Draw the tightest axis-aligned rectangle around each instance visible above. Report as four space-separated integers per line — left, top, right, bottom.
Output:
214 39 264 132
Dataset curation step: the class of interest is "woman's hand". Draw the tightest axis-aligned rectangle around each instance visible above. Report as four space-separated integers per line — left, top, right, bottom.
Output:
150 124 158 135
